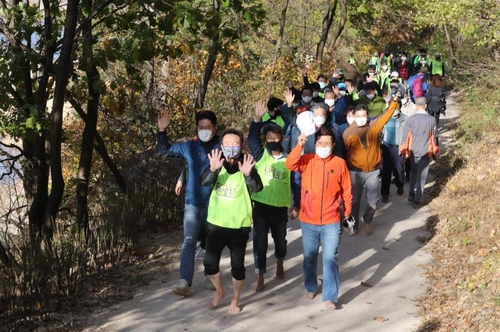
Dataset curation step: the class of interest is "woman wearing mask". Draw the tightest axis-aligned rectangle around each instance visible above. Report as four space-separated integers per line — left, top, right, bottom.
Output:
285 127 352 309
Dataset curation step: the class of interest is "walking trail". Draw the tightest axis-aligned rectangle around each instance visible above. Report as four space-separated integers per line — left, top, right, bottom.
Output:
82 98 459 332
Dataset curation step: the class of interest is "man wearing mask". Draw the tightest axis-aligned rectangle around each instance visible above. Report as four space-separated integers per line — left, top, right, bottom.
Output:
429 52 445 79
376 64 391 93
394 52 411 86
262 97 286 129
355 82 386 118
157 108 220 296
343 97 399 235
357 65 381 96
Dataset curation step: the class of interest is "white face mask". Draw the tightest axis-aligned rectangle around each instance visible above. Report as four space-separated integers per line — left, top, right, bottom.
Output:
382 66 388 72
366 94 375 100
315 147 332 159
319 82 327 89
355 117 368 126
302 96 312 103
324 99 335 107
369 72 375 76
312 91 319 98
198 129 213 142
314 116 326 126
401 57 407 61
339 91 346 96
347 117 355 125
292 103 299 108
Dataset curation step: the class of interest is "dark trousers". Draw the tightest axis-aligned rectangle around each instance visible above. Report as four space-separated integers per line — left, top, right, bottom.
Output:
252 202 288 274
204 223 250 281
381 143 404 196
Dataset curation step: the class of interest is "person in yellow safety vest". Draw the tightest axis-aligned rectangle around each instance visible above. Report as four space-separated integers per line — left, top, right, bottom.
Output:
429 52 445 78
347 53 357 66
368 51 380 72
376 64 391 93
261 97 286 129
382 49 392 70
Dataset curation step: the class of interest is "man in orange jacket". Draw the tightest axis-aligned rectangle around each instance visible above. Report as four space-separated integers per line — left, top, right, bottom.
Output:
343 97 399 235
286 127 352 309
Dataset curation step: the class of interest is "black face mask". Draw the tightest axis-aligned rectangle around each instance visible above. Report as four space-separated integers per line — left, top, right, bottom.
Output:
266 141 281 151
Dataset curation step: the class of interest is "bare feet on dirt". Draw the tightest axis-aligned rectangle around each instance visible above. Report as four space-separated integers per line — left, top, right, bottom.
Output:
229 299 242 313
254 274 265 292
209 289 226 309
275 260 285 280
325 301 338 309
304 292 316 300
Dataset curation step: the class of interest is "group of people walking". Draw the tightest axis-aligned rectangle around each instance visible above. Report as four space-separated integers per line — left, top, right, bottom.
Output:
156 47 444 313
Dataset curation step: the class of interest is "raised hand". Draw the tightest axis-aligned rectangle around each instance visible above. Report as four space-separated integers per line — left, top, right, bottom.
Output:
238 154 255 176
347 83 355 95
157 108 171 132
174 181 182 196
284 89 295 107
297 133 307 147
255 100 267 122
208 149 224 172
332 85 340 97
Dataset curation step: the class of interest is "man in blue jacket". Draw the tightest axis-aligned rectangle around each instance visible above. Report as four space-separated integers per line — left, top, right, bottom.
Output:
157 108 220 296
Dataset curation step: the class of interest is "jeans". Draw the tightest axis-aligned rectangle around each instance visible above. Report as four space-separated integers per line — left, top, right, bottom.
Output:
253 202 288 274
179 204 208 285
350 169 381 230
301 222 341 302
381 143 404 196
409 155 431 204
204 224 250 281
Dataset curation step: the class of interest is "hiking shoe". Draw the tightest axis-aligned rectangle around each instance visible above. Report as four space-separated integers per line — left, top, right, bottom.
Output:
397 187 404 195
205 276 215 291
364 223 373 235
172 279 191 297
195 247 206 260
413 202 420 209
381 195 389 203
408 194 415 202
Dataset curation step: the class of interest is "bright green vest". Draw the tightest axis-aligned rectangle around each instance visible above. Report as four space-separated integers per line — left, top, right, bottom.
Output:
207 167 252 229
251 151 291 208
377 71 390 88
431 59 443 75
262 113 285 128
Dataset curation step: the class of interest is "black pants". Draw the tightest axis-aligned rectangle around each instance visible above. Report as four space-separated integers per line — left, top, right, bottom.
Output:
204 223 250 281
252 202 288 274
381 143 404 196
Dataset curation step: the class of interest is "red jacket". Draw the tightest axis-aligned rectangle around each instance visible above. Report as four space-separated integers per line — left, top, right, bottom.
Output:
285 144 352 225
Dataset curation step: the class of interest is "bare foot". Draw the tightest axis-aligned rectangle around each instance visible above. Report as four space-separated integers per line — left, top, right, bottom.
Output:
209 289 226 309
229 299 242 313
254 274 265 292
325 301 338 309
275 260 285 280
304 292 316 301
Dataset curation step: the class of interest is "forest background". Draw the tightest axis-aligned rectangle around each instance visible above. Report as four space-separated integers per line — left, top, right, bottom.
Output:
0 0 499 331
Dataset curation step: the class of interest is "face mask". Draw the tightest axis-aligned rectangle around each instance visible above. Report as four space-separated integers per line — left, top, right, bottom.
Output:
339 91 346 96
319 82 327 89
314 117 326 126
347 117 355 125
222 146 241 159
292 102 299 108
315 147 332 159
312 91 319 98
198 129 213 142
324 99 335 107
355 117 368 126
421 60 426 65
266 141 281 151
382 66 388 72
401 57 407 61
369 72 375 76
366 94 375 100
302 96 312 104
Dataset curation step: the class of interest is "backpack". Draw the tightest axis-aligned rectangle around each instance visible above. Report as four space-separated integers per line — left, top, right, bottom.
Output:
409 74 427 97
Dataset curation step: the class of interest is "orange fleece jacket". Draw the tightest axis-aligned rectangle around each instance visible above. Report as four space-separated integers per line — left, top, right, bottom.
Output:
343 100 398 172
285 144 352 225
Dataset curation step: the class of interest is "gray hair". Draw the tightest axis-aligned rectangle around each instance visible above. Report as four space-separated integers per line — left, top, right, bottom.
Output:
310 102 329 114
415 97 427 106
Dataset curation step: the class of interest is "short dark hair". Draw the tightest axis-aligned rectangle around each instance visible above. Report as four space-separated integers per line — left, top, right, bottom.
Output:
267 97 284 110
221 128 243 144
309 82 320 90
364 82 378 91
354 104 368 113
317 74 327 81
301 86 313 94
314 126 335 145
262 123 283 138
195 111 217 126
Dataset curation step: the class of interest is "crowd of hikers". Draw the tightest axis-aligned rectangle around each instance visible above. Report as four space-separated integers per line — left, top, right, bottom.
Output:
156 48 447 313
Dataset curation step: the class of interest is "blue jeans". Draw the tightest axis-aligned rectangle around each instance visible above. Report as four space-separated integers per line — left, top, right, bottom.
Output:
179 204 208 285
300 222 341 303
409 155 431 204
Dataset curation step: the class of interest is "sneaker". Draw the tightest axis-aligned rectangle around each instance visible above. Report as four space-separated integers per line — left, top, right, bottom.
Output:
205 276 215 291
381 195 389 203
172 279 191 297
408 194 415 202
195 247 206 260
397 187 404 195
413 202 420 209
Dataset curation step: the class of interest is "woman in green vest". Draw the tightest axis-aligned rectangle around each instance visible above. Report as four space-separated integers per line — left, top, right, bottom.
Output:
202 129 263 313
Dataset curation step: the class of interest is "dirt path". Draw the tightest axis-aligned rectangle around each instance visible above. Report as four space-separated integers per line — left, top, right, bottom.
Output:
81 99 459 332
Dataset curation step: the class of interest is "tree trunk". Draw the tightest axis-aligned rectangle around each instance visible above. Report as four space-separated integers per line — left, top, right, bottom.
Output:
76 0 100 233
443 24 458 67
195 0 220 110
271 0 289 69
44 0 80 238
326 0 347 52
316 0 338 70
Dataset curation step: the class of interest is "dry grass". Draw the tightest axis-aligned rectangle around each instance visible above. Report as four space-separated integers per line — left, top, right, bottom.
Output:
418 60 500 331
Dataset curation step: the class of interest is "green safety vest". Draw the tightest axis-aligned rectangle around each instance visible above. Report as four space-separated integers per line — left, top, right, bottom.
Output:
377 71 391 88
369 56 379 69
348 57 356 65
262 113 285 128
431 59 444 75
413 55 421 66
251 151 291 208
207 167 253 229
